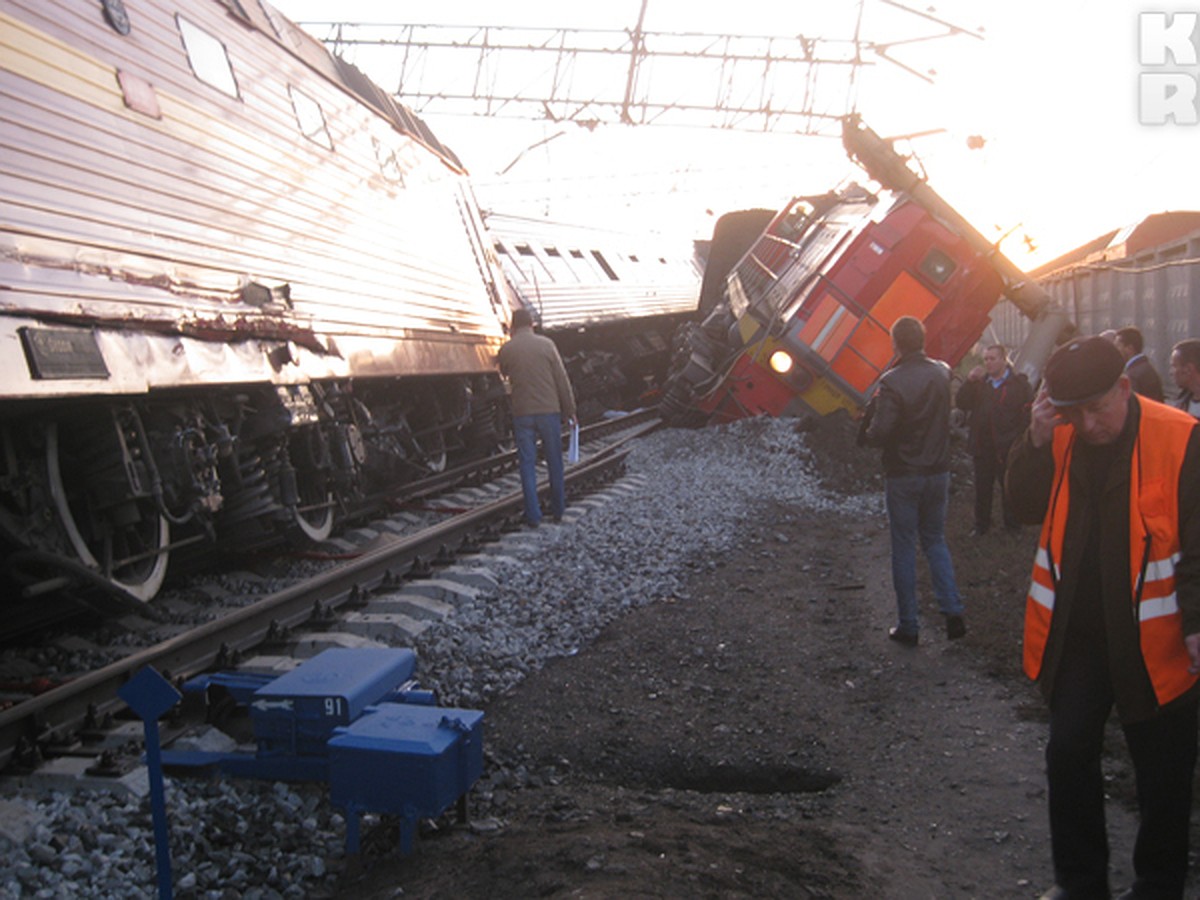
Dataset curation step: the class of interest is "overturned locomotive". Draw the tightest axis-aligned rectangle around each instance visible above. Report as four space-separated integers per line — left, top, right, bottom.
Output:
661 117 1073 428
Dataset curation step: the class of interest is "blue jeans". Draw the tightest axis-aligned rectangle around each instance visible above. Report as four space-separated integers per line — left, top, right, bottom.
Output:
513 413 565 525
884 472 963 633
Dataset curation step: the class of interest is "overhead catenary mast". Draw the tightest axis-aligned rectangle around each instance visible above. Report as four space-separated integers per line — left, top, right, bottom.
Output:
841 114 1075 381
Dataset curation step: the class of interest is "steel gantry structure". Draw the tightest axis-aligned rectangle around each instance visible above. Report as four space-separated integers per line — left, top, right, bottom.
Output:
294 0 981 137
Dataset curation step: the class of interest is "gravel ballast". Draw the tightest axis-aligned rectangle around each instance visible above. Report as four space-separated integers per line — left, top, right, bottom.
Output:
0 418 874 900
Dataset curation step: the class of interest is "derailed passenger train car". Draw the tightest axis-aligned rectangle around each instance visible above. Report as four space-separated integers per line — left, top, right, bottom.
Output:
487 213 703 420
0 0 524 602
0 0 704 604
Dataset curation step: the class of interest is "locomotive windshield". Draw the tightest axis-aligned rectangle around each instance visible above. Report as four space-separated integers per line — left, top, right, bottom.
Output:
725 193 877 331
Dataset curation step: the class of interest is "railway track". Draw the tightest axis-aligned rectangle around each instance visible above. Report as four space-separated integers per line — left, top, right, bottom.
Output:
0 412 659 775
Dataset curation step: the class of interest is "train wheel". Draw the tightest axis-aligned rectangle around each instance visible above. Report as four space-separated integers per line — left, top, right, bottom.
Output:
291 480 333 543
419 429 448 473
44 421 170 602
281 426 335 544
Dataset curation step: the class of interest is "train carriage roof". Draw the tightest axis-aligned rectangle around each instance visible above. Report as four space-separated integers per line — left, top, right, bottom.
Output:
1031 211 1200 279
245 1 464 171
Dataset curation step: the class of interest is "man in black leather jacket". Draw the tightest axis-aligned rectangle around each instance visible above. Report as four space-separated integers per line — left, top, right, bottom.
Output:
955 343 1033 535
858 316 966 646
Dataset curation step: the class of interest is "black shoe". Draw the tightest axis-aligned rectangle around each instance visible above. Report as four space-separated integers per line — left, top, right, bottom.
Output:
552 515 562 524
888 627 918 647
946 615 966 640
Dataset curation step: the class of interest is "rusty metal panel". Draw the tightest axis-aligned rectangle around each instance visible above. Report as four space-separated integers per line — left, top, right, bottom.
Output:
1 0 508 399
1174 241 1200 337
983 230 1200 391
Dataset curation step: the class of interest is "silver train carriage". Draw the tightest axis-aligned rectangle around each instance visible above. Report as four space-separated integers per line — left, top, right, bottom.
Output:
0 0 518 601
486 212 703 420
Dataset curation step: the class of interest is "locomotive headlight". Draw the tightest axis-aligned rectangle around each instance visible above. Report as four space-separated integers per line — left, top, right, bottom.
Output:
768 350 794 375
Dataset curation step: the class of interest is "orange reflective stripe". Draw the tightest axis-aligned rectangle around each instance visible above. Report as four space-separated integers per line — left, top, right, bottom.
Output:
1023 595 1053 680
1023 429 1072 679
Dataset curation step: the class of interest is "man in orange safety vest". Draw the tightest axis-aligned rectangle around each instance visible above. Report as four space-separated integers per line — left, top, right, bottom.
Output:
1006 335 1200 900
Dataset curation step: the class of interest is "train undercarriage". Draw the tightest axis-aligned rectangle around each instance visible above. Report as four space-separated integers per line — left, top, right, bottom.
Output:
0 374 510 602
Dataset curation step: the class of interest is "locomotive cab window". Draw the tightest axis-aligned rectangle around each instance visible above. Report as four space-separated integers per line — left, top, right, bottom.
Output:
289 86 333 150
919 248 956 286
178 17 240 98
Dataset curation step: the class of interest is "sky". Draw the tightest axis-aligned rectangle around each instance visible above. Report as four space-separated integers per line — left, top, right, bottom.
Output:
270 1 1200 271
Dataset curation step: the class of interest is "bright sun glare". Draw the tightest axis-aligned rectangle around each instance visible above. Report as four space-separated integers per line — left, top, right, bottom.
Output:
271 0 1200 273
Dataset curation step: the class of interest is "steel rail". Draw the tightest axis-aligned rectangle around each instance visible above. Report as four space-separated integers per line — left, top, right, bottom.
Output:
0 419 656 773
371 407 660 507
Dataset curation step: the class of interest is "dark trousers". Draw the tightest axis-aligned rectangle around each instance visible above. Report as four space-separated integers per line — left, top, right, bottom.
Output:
972 449 1015 531
1046 639 1198 898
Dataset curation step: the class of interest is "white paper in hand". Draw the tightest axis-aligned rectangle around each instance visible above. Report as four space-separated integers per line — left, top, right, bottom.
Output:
567 422 580 464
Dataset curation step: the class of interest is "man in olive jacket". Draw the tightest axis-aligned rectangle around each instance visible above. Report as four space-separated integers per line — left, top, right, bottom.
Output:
1006 335 1200 899
497 308 577 527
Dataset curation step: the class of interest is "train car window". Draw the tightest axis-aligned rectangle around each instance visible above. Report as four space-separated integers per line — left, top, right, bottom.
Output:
259 0 304 51
214 0 251 23
288 85 333 150
540 246 583 283
775 202 815 241
919 248 957 286
591 251 619 281
177 17 240 99
101 0 131 35
117 70 162 118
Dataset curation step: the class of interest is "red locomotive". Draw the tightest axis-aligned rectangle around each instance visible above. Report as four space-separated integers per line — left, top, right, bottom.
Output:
661 185 1008 425
661 115 1077 427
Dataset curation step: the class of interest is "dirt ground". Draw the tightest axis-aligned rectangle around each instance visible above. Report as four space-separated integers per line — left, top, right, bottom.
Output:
338 416 1180 900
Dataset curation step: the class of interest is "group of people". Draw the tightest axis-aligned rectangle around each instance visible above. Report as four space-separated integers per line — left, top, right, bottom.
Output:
499 305 1200 897
860 318 1200 899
